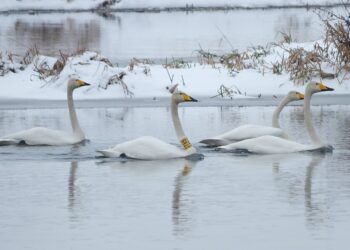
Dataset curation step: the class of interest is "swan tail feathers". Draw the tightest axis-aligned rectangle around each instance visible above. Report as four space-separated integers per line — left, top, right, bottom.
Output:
97 149 124 158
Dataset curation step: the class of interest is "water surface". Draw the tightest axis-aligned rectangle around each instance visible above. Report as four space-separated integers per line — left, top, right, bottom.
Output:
0 104 350 249
0 9 322 63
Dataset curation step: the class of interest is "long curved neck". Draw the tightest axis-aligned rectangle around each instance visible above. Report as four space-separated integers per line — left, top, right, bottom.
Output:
272 96 290 128
304 90 322 145
67 87 84 138
171 99 196 153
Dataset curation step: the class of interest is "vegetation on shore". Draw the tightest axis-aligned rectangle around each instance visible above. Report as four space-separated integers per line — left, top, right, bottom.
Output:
1 5 350 98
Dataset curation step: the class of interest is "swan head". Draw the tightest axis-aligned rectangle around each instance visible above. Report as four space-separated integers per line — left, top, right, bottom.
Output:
68 78 91 90
307 82 334 94
169 84 198 104
287 91 304 101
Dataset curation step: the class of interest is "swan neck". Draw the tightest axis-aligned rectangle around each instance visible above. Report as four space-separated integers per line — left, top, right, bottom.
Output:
304 91 322 145
272 96 289 128
67 87 84 138
171 99 195 153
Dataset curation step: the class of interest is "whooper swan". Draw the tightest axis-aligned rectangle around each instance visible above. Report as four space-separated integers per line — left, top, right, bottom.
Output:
0 78 90 146
200 91 304 146
218 82 334 154
97 85 199 160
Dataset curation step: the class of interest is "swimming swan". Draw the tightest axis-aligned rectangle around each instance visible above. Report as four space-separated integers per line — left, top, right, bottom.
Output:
199 91 304 146
0 78 90 146
97 85 198 160
218 82 334 154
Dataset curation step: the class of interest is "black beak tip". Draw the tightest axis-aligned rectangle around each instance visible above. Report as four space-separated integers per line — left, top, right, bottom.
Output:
191 98 198 102
84 82 91 86
323 87 334 91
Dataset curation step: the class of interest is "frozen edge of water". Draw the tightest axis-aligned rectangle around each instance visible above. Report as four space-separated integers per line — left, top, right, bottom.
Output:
0 3 349 15
0 94 349 110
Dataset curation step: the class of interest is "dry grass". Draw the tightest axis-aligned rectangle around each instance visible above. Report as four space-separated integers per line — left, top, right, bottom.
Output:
283 47 323 85
321 8 350 67
196 49 218 66
211 84 244 99
128 57 153 76
196 45 269 74
21 45 39 65
219 50 248 72
104 72 133 97
33 50 68 80
163 57 191 69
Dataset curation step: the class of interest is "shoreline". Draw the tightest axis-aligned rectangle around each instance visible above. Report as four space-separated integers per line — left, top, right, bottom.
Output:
0 3 348 15
0 94 349 110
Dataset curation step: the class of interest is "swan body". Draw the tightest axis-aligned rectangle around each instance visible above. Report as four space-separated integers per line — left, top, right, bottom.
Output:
1 127 83 146
200 124 283 146
219 135 320 154
219 82 334 154
98 136 190 160
200 91 304 146
0 78 90 146
97 85 198 160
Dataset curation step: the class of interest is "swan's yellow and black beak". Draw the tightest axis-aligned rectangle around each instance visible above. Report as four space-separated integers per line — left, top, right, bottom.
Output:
182 93 198 102
76 79 91 87
319 83 334 92
297 92 304 100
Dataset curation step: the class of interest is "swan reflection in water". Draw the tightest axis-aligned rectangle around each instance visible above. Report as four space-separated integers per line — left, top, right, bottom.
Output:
68 161 82 223
68 161 78 210
172 160 197 237
94 158 199 236
304 155 326 229
271 153 327 229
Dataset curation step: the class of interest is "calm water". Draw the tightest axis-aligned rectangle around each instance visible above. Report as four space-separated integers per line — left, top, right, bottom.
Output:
0 8 322 64
0 103 350 249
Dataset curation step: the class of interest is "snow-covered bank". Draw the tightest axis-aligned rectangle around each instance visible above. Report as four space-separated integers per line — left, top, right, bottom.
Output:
1 41 349 101
0 0 347 13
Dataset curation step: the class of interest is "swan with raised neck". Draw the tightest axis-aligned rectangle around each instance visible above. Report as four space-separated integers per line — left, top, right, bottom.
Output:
199 90 304 146
97 84 198 160
218 82 334 154
0 78 90 146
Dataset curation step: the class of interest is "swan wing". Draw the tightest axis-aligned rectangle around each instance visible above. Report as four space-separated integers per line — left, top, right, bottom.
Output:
219 135 320 154
1 127 80 146
97 136 189 160
200 124 284 146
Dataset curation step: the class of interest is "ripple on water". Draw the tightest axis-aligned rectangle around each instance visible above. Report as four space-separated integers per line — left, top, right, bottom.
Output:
0 105 350 250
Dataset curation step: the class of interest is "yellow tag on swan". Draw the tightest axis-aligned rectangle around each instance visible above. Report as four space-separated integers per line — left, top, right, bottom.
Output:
181 137 192 150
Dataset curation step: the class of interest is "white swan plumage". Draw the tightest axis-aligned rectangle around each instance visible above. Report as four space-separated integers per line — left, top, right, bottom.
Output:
200 91 304 146
97 84 198 160
99 136 190 160
219 82 334 154
0 78 90 146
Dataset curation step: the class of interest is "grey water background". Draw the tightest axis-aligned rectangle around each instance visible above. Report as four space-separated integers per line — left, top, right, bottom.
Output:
1 102 350 249
0 8 322 64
